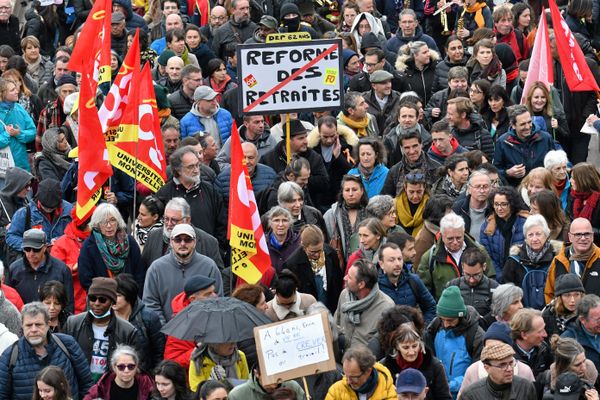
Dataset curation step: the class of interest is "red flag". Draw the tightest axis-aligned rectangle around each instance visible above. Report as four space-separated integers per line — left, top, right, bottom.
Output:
76 72 113 220
68 0 112 88
521 9 553 103
549 0 599 92
107 63 167 192
98 29 140 140
196 0 209 26
228 122 272 284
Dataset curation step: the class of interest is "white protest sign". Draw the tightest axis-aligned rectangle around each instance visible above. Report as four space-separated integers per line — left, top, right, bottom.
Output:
254 311 336 385
237 39 343 115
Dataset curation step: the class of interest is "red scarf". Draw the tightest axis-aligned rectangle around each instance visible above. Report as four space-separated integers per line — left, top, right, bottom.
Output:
211 75 231 103
571 190 600 220
396 351 424 370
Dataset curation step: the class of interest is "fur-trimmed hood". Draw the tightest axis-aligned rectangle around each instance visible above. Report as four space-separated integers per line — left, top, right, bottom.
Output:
509 240 564 257
307 124 359 148
395 48 440 73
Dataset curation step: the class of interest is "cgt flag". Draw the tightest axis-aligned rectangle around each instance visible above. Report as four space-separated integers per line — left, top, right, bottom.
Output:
76 72 113 220
68 0 112 88
548 0 599 92
108 62 167 192
228 122 272 285
521 9 553 104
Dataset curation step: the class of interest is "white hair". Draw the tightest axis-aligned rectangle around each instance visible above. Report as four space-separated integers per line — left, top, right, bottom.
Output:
89 203 126 230
523 214 550 238
543 150 569 170
440 212 465 234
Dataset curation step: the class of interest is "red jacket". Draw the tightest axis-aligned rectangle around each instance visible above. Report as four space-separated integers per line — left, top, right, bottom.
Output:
496 28 529 63
50 223 90 313
83 371 154 400
2 284 23 311
163 292 195 369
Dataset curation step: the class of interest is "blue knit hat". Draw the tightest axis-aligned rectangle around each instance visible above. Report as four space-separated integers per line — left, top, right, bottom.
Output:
483 322 513 346
342 48 358 68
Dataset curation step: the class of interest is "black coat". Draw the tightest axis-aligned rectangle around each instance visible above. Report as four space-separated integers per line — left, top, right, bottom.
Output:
0 16 21 54
168 89 194 121
282 245 344 313
128 300 165 373
310 136 353 213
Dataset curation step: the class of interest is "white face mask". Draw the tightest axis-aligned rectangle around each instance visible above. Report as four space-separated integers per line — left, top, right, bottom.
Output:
88 308 111 319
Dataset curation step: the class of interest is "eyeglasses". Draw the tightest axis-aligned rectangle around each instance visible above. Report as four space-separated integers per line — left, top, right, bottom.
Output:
164 217 183 225
487 358 516 370
464 271 483 280
470 184 490 191
88 295 109 304
182 163 200 172
405 172 425 184
116 363 136 371
100 218 118 227
23 247 43 253
172 236 194 244
570 232 593 240
469 88 483 94
364 62 380 68
493 202 510 208
345 370 368 382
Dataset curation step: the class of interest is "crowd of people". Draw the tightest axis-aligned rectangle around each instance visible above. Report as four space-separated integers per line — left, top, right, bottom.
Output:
1 0 600 397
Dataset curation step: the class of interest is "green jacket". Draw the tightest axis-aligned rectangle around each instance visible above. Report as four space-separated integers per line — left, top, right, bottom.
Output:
228 372 306 400
417 235 495 300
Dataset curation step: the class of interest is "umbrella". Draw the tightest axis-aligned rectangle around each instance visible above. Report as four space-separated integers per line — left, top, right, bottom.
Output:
161 297 273 343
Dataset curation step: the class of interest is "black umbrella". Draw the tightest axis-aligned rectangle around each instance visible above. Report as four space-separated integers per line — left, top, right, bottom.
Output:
161 297 273 343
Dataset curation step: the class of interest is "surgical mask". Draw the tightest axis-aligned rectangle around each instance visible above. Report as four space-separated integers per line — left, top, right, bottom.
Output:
88 308 111 319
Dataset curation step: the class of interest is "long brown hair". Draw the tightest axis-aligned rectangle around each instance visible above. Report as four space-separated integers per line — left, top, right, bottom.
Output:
33 366 72 400
571 163 600 193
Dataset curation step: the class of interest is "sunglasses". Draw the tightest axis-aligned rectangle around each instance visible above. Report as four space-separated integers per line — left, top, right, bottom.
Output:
405 171 426 184
23 247 43 253
172 236 194 244
88 295 109 304
116 363 136 371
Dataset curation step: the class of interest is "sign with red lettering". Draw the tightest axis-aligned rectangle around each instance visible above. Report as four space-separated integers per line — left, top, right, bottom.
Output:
237 39 344 115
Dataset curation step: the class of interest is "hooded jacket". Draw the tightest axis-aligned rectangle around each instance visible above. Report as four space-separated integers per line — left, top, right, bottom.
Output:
325 362 397 400
83 371 154 400
180 104 233 144
112 0 148 31
427 137 469 165
350 13 387 54
0 102 37 172
386 25 439 55
0 168 32 254
395 49 440 105
451 113 494 160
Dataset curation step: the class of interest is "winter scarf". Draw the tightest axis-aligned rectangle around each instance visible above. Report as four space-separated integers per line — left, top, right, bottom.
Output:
571 190 600 220
340 202 367 253
396 192 428 236
135 221 163 245
339 113 369 137
440 175 466 197
569 244 598 263
210 75 232 103
41 128 72 173
525 240 552 263
340 283 383 324
396 350 424 370
93 228 130 274
466 2 487 28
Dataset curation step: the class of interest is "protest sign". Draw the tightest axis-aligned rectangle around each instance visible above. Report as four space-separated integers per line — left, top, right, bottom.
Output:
237 39 343 115
254 311 336 386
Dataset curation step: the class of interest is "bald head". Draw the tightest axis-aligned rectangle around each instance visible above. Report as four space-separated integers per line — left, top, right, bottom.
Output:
166 13 184 31
242 142 258 175
210 5 227 28
166 56 184 81
569 217 594 255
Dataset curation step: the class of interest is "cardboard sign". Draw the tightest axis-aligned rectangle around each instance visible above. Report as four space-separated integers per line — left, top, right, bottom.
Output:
254 311 336 386
237 39 343 115
266 32 312 43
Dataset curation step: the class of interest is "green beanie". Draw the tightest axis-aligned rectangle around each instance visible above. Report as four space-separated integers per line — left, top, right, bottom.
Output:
437 286 467 318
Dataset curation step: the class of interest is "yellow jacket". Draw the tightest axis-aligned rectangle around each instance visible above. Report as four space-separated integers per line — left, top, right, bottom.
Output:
325 363 397 400
188 350 249 392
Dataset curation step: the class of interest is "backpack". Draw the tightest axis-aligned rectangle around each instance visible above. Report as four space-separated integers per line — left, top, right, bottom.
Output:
510 255 549 310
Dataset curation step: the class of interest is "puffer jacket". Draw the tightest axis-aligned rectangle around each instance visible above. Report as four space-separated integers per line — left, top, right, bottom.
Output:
446 275 499 318
216 125 278 170
395 49 440 105
0 102 37 172
6 200 72 252
493 125 556 187
348 163 388 199
378 268 437 323
382 347 452 400
431 54 470 93
168 89 194 120
83 371 154 400
544 243 600 303
479 211 529 282
63 311 140 372
325 362 397 400
417 234 495 299
0 333 93 400
215 164 277 208
179 105 233 144
189 346 249 392
450 113 494 160
128 299 165 373
424 306 484 397
229 371 305 400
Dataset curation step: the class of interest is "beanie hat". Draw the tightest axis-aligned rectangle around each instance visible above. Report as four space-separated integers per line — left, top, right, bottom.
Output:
280 2 300 19
360 32 382 52
342 48 358 68
555 274 585 297
36 178 62 209
56 74 77 88
437 286 467 318
483 322 513 346
184 275 216 296
88 277 118 303
157 50 176 67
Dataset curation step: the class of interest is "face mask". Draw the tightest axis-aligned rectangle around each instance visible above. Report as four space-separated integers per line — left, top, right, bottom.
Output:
88 308 111 319
284 15 300 32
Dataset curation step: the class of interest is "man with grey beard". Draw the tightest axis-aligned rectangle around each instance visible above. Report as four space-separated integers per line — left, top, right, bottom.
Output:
200 6 228 49
141 197 223 270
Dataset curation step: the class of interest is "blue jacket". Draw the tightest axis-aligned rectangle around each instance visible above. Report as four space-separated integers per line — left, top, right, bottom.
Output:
562 320 600 366
0 333 93 400
493 125 555 187
180 106 233 144
215 163 277 208
6 200 73 251
112 0 148 32
479 212 528 283
77 232 144 293
385 25 438 55
378 269 437 323
348 163 388 199
0 102 37 172
150 37 166 54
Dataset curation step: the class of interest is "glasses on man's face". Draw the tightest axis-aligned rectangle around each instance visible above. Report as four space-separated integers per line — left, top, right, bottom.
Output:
164 216 183 225
183 163 200 172
464 271 483 280
487 358 516 370
470 184 490 191
345 370 367 382
570 232 593 240
23 247 43 253
88 295 109 304
116 363 136 371
172 236 194 244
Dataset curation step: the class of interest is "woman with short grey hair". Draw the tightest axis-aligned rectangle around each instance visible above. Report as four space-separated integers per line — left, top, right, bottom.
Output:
78 204 143 293
266 206 301 273
503 214 556 309
277 182 326 234
485 283 523 328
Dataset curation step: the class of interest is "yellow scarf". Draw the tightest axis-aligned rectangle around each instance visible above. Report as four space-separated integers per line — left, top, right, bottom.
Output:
465 2 487 29
396 192 429 237
340 114 369 137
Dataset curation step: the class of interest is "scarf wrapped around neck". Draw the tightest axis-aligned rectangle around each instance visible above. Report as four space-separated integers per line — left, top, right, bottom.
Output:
340 113 369 137
211 75 232 103
569 244 598 263
135 221 163 245
191 345 241 380
525 240 552 263
93 229 130 274
571 190 600 220
466 2 487 28
340 283 382 324
396 192 429 237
